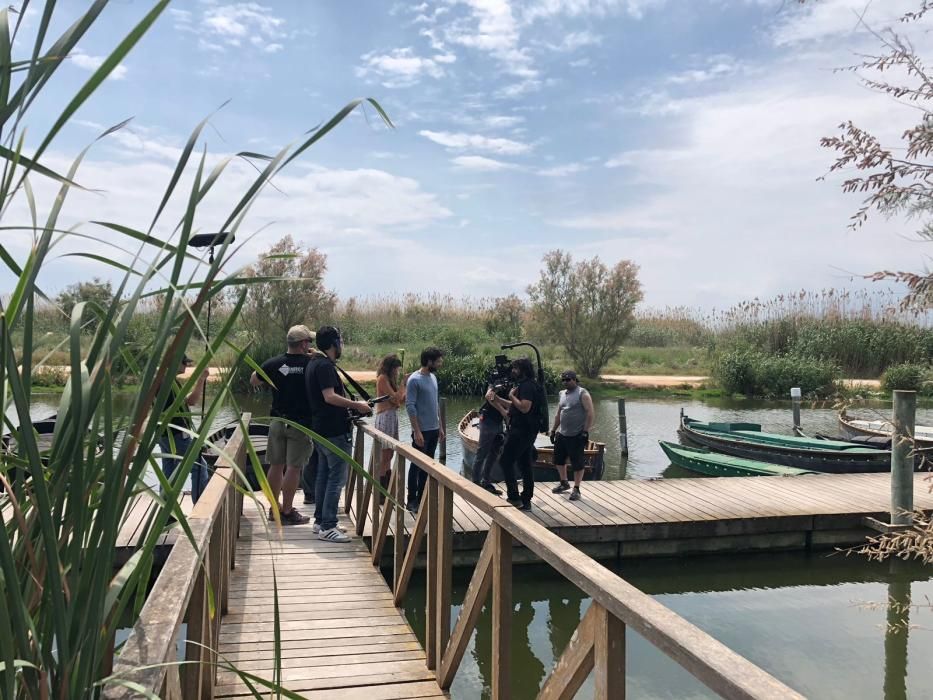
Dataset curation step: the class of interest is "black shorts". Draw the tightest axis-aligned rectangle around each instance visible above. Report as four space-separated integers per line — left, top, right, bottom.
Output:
554 433 587 471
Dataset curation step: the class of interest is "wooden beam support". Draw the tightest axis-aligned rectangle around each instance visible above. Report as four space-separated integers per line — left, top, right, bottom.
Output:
371 467 397 565
594 604 626 700
438 532 494 689
426 477 439 670
435 483 454 667
393 453 406 591
491 523 512 700
393 494 428 606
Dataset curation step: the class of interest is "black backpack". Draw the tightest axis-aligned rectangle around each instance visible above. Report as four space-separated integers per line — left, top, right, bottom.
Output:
533 381 549 434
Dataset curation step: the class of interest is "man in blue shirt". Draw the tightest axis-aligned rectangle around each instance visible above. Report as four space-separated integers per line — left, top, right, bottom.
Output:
405 347 445 512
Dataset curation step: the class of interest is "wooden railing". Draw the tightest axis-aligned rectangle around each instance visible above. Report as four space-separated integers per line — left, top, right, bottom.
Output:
104 415 249 699
347 421 805 700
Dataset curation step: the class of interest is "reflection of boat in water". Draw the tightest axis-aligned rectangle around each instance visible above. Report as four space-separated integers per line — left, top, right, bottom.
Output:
2 415 106 488
659 441 816 477
458 409 605 482
678 411 891 473
839 409 933 449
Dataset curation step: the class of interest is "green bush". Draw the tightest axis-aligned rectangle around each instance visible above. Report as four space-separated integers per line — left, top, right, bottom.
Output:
436 353 560 396
436 327 478 357
713 349 838 397
31 366 69 387
881 363 928 392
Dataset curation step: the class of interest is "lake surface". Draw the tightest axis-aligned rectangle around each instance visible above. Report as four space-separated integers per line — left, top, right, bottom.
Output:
28 389 933 698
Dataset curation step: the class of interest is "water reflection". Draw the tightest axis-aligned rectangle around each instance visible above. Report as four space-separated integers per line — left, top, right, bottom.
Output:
403 551 933 699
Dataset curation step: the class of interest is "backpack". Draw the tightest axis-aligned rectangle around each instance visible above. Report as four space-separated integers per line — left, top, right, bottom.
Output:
533 381 549 434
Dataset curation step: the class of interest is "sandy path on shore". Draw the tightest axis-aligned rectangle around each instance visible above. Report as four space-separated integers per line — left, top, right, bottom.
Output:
32 366 884 390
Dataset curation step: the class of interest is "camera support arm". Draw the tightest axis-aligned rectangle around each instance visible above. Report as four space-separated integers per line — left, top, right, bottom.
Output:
500 341 545 388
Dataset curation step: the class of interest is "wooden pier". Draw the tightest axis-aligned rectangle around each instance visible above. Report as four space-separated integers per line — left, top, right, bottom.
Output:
212 504 445 699
349 472 933 566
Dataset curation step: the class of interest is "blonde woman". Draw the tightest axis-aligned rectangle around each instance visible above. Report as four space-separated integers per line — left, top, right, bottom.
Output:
374 354 406 498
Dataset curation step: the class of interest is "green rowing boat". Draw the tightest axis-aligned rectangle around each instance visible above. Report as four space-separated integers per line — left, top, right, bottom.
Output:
659 441 818 477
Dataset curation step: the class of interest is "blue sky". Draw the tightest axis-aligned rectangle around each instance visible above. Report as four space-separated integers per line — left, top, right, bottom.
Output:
4 0 928 309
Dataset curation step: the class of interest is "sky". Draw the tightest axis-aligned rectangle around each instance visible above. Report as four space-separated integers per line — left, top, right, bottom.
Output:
2 0 929 310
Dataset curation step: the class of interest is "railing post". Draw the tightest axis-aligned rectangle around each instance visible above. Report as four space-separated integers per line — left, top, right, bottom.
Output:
491 522 512 700
182 567 207 698
426 477 439 669
618 398 628 456
892 390 917 526
594 605 626 700
371 438 380 539
393 452 406 591
436 483 453 665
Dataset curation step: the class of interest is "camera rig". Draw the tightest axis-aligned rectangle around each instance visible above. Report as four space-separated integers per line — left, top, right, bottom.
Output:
487 340 546 395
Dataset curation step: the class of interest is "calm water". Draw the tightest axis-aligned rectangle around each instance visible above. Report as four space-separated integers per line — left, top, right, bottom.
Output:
28 389 933 698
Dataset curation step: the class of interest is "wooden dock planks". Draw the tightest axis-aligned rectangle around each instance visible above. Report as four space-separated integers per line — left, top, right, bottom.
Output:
350 472 933 562
215 502 446 699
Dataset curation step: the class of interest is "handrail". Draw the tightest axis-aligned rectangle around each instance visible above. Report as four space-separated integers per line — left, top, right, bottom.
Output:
352 420 805 700
104 414 249 699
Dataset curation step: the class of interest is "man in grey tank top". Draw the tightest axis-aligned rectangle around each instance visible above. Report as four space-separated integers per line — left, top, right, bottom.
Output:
550 370 595 501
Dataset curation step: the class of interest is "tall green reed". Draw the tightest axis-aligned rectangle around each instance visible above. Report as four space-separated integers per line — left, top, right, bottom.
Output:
0 2 392 696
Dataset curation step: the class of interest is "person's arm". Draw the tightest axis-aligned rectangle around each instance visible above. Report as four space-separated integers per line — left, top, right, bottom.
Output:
186 370 209 405
323 387 370 414
551 403 563 435
582 390 595 434
508 382 533 414
406 376 424 446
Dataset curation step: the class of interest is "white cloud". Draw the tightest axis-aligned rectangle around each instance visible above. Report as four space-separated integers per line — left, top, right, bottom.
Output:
201 2 286 52
451 155 520 171
666 54 743 85
537 162 588 177
522 0 667 23
769 0 917 47
419 130 532 155
356 48 447 87
482 115 525 128
69 49 128 80
446 0 538 78
543 30 603 52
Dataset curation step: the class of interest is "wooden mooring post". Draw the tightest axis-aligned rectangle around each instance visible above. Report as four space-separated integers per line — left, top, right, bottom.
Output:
790 387 801 431
618 398 628 456
891 390 917 527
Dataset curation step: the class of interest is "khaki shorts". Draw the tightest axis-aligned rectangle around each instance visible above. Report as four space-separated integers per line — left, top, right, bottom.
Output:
267 420 313 467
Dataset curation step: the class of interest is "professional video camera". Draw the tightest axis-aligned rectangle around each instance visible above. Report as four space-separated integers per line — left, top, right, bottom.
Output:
348 394 391 420
486 354 514 397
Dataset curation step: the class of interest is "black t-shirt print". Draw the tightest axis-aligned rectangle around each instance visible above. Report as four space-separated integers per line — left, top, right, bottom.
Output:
508 378 538 435
259 353 314 425
306 357 350 438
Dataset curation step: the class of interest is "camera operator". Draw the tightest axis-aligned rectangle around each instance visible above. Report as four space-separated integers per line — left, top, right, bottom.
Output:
485 357 540 511
550 370 594 502
305 326 371 543
473 389 508 495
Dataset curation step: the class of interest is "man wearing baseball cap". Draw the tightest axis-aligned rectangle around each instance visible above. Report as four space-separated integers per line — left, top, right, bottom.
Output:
550 370 595 502
250 324 317 525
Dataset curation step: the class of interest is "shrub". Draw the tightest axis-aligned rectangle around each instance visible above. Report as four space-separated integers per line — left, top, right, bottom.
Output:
881 363 928 392
436 327 478 357
713 349 838 397
31 366 69 388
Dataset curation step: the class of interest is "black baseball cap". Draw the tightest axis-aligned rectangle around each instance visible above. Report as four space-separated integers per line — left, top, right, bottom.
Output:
560 370 577 381
182 354 194 366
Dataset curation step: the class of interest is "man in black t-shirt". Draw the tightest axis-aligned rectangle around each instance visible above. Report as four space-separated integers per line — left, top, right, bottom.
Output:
473 396 507 494
486 357 540 511
250 324 316 525
305 326 371 542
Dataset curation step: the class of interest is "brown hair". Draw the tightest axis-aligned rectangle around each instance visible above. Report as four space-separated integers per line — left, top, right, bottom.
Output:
376 353 403 391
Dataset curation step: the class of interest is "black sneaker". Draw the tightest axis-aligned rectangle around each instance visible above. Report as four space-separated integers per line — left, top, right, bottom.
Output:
569 488 581 502
303 494 315 505
506 496 523 507
552 482 570 494
482 482 503 496
518 501 533 512
281 508 310 525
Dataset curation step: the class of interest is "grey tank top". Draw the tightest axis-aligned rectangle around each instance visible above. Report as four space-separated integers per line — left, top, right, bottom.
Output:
558 387 589 436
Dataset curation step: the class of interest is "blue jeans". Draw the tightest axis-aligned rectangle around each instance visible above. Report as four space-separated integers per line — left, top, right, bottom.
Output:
314 434 351 531
159 433 210 504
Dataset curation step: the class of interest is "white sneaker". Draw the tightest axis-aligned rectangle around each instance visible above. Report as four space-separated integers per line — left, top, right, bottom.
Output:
318 527 351 542
312 523 347 533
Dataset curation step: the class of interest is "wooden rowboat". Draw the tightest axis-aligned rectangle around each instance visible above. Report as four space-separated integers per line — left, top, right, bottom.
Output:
678 411 892 473
659 441 817 477
839 409 933 449
458 409 606 482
